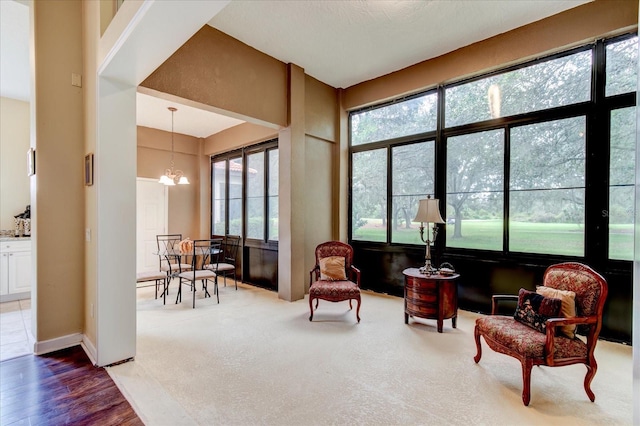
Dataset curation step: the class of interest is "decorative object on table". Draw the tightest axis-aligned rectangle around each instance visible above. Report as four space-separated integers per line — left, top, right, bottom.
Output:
438 262 455 276
308 241 361 323
159 107 189 186
413 196 445 275
84 153 94 186
473 262 608 406
179 238 193 254
402 267 459 332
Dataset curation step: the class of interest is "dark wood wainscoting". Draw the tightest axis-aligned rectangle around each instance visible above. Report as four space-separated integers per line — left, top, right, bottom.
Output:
243 243 278 291
0 345 142 425
352 243 632 344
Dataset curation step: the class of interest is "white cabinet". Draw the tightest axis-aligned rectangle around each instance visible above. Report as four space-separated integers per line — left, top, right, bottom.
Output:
0 240 32 300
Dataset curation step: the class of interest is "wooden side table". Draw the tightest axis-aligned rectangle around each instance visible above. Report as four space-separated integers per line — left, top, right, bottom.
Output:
402 267 459 333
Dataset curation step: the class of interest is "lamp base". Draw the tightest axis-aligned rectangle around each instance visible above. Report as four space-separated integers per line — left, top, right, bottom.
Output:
419 260 438 275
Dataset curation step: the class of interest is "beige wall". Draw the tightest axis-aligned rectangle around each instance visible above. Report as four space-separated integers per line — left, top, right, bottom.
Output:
141 25 288 128
344 0 638 110
32 0 84 342
0 97 30 231
137 126 201 238
204 122 278 155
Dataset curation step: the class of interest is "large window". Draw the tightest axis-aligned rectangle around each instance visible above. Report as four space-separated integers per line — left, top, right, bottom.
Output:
349 33 636 262
211 140 278 242
609 107 636 260
509 117 586 256
446 130 504 251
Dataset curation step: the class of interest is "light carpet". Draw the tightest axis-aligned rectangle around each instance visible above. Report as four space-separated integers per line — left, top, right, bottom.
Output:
108 282 633 425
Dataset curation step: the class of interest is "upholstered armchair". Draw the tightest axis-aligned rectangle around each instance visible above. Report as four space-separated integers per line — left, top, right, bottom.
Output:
474 262 608 406
309 241 361 323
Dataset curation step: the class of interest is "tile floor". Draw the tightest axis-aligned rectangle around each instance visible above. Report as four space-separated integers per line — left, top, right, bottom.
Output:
0 298 33 362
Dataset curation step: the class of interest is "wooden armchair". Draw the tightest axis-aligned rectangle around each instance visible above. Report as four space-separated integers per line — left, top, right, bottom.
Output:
473 262 608 406
309 241 361 323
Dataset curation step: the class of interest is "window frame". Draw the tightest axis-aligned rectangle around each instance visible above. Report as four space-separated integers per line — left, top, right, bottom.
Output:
211 139 278 249
348 32 637 268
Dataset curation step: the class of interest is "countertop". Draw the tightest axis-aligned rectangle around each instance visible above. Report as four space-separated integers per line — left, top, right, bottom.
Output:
0 237 31 242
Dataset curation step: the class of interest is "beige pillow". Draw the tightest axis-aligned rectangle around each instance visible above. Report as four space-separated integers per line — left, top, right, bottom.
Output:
536 286 577 339
319 256 347 281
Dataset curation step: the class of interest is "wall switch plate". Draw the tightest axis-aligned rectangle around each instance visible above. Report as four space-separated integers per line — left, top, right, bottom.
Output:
71 73 82 87
85 228 91 242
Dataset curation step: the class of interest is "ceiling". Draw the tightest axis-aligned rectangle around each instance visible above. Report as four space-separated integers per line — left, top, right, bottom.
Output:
1 0 591 139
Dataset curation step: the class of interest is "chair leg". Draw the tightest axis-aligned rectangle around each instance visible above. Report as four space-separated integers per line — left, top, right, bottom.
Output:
215 280 219 304
309 296 314 321
584 359 598 402
175 279 182 304
521 359 533 406
349 299 353 310
473 326 482 363
192 280 196 309
355 296 361 323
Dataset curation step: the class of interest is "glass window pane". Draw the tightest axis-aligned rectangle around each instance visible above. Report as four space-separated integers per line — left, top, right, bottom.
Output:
212 160 226 236
351 92 437 146
391 141 435 244
606 36 638 97
246 152 265 239
509 117 586 256
446 51 592 127
352 148 387 242
228 157 243 237
609 107 636 260
446 130 504 251
268 149 279 241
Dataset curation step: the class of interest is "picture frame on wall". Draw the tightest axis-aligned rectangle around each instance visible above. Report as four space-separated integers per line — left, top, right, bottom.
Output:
85 153 94 186
27 148 35 176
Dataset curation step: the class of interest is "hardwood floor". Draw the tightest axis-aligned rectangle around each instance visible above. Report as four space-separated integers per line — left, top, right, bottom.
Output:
0 345 142 425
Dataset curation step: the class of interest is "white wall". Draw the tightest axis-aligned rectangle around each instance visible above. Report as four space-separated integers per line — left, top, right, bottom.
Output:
0 97 30 231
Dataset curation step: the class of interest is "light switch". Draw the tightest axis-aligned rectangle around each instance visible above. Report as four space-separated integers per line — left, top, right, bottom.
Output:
72 73 82 87
85 228 91 242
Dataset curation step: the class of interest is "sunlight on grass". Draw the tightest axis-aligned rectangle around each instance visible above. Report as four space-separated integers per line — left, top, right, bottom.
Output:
353 218 633 259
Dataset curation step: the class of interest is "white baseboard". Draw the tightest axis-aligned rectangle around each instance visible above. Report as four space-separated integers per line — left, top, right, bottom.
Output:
81 336 97 365
34 332 83 356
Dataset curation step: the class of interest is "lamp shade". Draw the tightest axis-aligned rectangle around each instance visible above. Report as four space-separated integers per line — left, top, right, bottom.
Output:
413 198 445 224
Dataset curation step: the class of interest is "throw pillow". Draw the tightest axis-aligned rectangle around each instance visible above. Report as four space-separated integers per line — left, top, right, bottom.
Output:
319 256 347 281
536 286 577 339
514 288 562 334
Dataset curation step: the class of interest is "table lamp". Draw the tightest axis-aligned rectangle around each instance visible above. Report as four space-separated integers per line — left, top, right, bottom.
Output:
413 196 445 275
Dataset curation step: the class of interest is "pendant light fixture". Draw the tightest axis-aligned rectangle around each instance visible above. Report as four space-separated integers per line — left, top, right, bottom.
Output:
159 106 189 185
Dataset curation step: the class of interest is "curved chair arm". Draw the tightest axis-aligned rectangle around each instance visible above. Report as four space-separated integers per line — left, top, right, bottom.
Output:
543 315 599 366
491 294 519 315
349 265 361 287
309 265 320 285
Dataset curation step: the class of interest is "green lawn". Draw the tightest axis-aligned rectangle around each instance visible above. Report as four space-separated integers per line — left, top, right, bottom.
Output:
353 219 633 260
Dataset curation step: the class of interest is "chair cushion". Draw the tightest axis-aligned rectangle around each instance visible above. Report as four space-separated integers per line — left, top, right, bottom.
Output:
536 285 577 339
310 280 359 300
161 263 192 272
204 262 235 272
476 316 587 360
178 270 216 280
319 256 347 281
514 288 562 333
136 271 166 283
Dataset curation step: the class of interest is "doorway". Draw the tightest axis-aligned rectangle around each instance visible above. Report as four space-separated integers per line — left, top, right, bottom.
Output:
136 178 168 273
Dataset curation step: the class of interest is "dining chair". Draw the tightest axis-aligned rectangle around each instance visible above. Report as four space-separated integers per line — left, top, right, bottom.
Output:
205 235 240 290
156 234 193 293
176 239 222 308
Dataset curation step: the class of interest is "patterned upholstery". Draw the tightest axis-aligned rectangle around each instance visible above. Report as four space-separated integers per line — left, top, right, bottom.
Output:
309 280 360 299
476 316 587 359
309 241 361 323
473 262 608 406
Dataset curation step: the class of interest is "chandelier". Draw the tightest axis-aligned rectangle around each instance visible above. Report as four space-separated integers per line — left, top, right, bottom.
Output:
159 106 189 185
